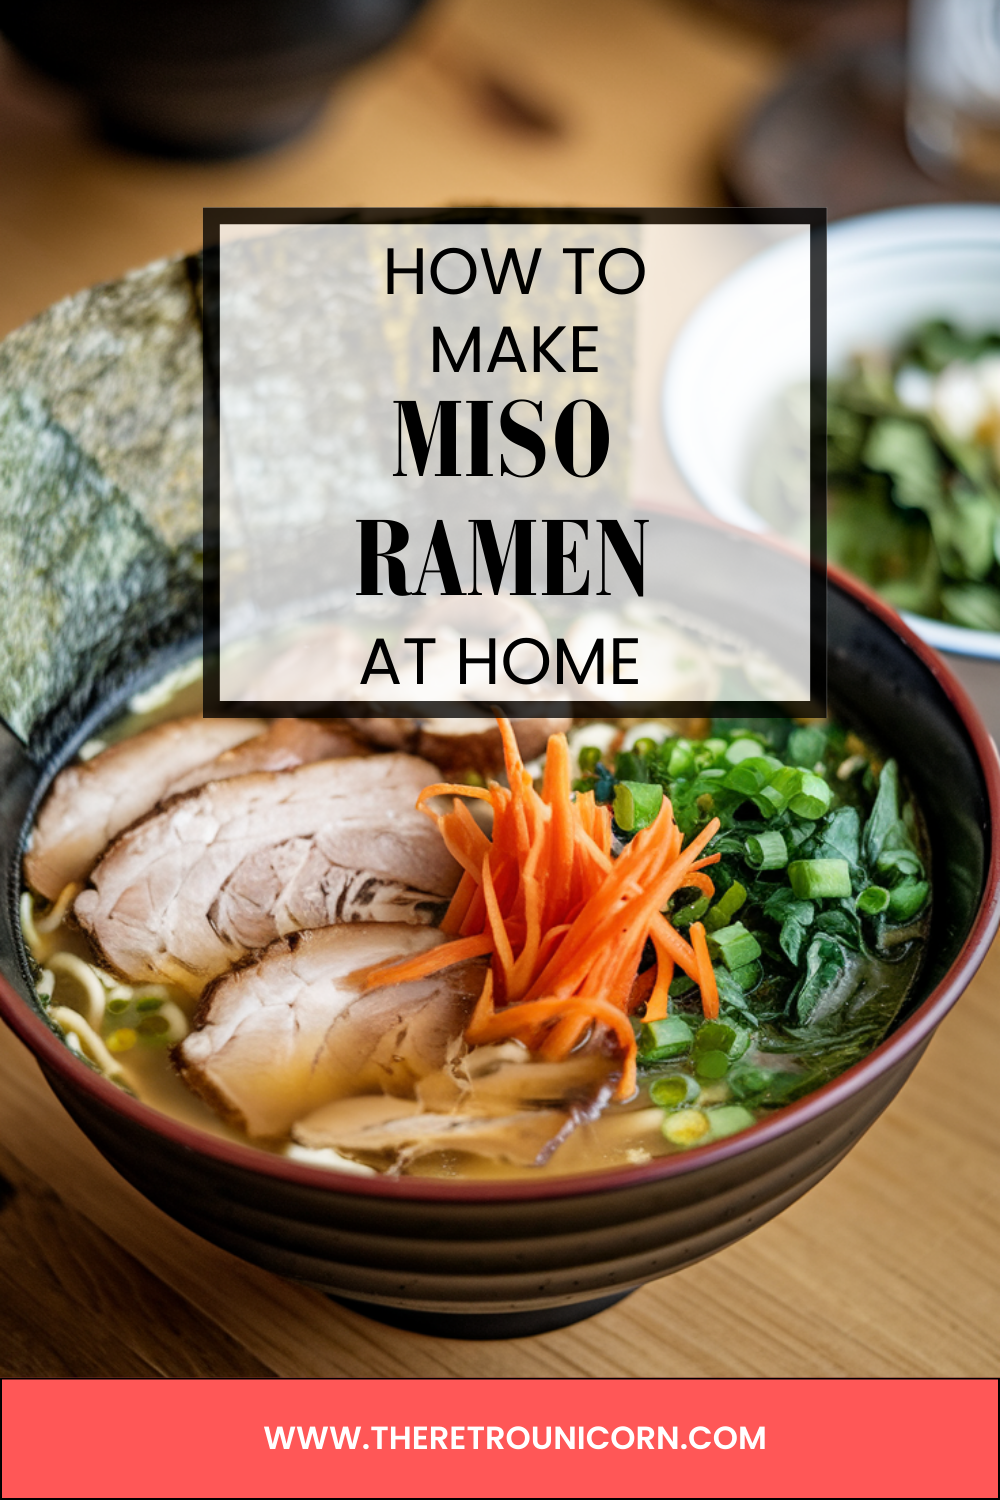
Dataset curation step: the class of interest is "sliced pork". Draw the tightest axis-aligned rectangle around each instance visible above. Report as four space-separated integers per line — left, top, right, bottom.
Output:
176 924 484 1138
165 718 363 796
74 755 459 991
25 716 364 902
24 716 264 900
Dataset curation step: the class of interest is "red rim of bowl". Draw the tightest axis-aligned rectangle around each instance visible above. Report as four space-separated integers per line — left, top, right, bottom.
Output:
2 565 999 1205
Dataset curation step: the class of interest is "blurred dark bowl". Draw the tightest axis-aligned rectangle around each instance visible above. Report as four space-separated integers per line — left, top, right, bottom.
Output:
1 531 998 1339
0 0 429 157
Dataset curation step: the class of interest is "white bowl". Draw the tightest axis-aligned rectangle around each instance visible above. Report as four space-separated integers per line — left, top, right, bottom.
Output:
662 205 1000 672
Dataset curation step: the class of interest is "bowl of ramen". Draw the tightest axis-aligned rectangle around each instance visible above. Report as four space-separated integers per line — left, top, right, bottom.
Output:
663 204 1000 735
1 523 998 1338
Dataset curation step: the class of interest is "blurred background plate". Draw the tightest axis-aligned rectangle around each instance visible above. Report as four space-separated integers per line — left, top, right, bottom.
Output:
663 203 1000 726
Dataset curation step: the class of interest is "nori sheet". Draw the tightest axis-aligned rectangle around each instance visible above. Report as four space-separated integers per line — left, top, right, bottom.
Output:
0 256 203 758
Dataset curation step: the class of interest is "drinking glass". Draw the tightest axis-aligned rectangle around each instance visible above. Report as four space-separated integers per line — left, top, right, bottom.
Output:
907 0 1000 189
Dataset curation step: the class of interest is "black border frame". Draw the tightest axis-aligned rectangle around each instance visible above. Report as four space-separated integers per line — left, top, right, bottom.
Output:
203 206 827 720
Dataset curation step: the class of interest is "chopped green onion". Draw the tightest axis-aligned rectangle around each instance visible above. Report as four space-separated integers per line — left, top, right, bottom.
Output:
662 1107 710 1146
788 772 833 819
667 740 695 777
694 1049 729 1080
876 848 923 879
723 756 776 796
760 765 833 820
706 922 762 972
613 780 664 832
704 880 747 931
138 1013 169 1035
729 1065 779 1101
668 974 696 998
888 878 929 921
638 1016 694 1061
135 995 163 1013
577 745 602 774
694 1020 737 1054
745 830 788 870
857 885 890 915
723 766 762 797
693 1017 753 1063
724 737 766 764
106 996 130 1015
671 893 710 928
721 1021 753 1060
706 1104 756 1139
714 966 754 1015
649 1074 699 1108
788 858 852 899
753 783 789 818
729 960 762 992
764 765 802 813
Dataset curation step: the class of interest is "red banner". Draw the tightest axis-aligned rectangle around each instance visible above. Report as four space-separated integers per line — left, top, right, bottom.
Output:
3 1378 996 1499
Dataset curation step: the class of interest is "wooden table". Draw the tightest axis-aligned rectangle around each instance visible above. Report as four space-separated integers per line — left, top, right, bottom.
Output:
1 0 998 1379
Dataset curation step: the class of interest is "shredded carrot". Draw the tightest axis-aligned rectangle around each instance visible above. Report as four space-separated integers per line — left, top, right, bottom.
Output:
441 870 476 935
365 717 720 1098
689 921 720 1021
537 1007 593 1062
644 922 675 1023
364 932 494 989
628 965 657 1012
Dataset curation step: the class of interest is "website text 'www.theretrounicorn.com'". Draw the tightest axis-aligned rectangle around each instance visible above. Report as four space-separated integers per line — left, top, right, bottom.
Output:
264 1424 765 1454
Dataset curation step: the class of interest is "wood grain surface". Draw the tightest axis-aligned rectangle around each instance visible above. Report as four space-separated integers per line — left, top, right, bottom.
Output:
1 0 998 1378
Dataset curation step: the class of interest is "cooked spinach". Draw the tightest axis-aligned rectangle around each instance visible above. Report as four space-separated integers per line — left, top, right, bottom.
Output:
578 719 930 1118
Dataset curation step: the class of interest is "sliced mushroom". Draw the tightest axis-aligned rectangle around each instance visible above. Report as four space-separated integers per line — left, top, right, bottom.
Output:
176 923 484 1138
293 1098 573 1170
24 715 265 900
292 1043 619 1170
74 755 460 991
445 1045 619 1116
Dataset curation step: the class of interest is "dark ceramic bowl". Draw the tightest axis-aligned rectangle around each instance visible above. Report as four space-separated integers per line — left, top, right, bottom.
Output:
0 0 429 158
1 553 998 1339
